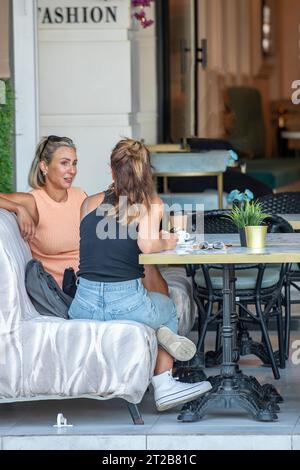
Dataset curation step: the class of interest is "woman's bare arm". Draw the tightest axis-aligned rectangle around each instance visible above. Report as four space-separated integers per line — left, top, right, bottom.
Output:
0 193 38 240
138 197 178 254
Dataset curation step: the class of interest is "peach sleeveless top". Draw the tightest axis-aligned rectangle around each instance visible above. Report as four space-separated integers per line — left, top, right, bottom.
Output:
29 187 86 287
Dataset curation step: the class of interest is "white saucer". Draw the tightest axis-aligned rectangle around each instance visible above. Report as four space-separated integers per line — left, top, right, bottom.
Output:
176 238 196 247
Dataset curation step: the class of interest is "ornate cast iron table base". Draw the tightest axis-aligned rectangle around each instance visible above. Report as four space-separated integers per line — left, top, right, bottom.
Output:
178 265 282 422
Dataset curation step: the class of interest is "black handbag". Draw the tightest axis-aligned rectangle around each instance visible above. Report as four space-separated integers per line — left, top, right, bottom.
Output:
62 267 77 298
25 259 72 319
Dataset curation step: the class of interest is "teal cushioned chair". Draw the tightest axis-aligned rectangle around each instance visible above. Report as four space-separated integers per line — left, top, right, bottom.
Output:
257 192 300 358
187 210 293 379
227 87 266 159
227 87 300 189
195 267 281 291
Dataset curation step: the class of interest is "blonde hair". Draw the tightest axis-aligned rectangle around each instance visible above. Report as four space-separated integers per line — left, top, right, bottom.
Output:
28 136 76 189
109 138 155 224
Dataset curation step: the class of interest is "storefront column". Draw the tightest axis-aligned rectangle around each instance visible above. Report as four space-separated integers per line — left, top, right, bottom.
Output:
12 0 39 191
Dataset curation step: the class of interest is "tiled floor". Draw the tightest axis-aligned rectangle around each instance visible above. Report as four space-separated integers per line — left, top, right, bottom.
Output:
1 332 300 450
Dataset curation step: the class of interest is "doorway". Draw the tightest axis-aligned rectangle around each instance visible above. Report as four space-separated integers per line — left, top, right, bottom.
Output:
156 0 197 143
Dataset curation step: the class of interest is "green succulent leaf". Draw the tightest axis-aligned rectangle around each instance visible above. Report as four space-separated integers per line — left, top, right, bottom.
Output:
224 200 270 228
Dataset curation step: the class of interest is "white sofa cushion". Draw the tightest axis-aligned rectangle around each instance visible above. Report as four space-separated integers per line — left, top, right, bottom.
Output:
0 209 38 322
159 266 196 337
21 318 156 402
0 210 157 403
0 210 196 403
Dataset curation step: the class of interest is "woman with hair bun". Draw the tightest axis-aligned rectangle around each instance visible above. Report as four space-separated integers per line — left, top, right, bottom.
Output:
0 135 86 287
69 138 212 411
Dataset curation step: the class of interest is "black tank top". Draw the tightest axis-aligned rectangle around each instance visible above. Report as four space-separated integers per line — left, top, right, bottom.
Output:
77 190 145 282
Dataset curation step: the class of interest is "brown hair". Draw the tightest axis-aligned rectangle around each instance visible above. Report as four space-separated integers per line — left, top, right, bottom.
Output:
109 138 155 224
28 136 76 189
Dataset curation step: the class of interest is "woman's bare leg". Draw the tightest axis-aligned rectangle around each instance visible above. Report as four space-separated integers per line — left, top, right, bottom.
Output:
142 265 168 295
143 266 176 374
155 347 173 375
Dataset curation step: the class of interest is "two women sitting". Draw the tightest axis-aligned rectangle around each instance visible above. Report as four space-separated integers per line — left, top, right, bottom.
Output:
0 136 211 412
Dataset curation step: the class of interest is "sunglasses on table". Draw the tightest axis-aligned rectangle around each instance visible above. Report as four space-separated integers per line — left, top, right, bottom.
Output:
176 241 229 251
198 241 226 250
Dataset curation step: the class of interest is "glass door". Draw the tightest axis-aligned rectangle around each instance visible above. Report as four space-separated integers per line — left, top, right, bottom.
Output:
168 0 196 142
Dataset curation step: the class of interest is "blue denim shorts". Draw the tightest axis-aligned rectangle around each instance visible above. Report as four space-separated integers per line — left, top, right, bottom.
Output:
68 277 178 333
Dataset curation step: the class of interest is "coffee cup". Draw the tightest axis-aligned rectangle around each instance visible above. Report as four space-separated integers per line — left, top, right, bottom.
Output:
169 213 188 233
176 230 191 243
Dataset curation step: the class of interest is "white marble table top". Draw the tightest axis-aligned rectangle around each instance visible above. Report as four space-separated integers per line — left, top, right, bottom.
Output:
140 233 300 265
151 150 229 174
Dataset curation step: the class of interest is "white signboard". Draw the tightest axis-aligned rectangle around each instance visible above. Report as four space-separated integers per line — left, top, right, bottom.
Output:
37 0 129 29
37 0 132 194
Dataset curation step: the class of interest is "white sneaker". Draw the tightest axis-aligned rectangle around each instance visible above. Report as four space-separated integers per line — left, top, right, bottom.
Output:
152 369 212 411
156 326 196 361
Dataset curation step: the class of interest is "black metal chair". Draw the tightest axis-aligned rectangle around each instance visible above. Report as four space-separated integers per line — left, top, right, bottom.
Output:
257 192 300 358
257 192 300 216
186 210 293 379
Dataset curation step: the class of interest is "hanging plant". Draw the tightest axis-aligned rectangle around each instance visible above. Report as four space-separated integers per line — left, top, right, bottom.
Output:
132 0 154 28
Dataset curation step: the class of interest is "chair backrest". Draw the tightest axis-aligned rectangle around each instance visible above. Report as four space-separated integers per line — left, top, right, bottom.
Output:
0 210 38 327
0 210 39 397
190 210 294 235
227 86 266 159
203 210 238 234
186 138 233 152
265 214 294 233
257 192 300 215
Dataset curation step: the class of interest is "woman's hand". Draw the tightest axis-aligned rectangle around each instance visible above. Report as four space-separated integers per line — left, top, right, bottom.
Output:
15 205 36 241
160 230 178 251
138 196 180 254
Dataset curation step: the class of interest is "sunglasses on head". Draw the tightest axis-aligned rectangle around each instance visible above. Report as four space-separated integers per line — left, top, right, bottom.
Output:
39 135 72 159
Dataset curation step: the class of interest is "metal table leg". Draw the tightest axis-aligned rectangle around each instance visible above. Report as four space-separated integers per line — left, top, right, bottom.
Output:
178 265 280 422
217 173 223 209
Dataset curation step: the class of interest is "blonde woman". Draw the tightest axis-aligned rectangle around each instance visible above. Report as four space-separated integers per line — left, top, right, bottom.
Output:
0 136 86 287
69 138 212 411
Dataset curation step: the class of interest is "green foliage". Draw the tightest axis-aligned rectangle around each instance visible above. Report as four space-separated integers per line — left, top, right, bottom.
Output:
0 80 14 192
224 200 270 228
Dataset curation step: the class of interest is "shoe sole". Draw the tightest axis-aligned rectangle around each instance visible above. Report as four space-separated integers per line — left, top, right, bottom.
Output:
157 327 196 361
156 382 212 412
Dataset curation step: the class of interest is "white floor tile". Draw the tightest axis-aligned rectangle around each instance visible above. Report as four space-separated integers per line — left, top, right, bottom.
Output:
292 435 300 450
147 435 291 450
1 332 300 449
2 435 146 450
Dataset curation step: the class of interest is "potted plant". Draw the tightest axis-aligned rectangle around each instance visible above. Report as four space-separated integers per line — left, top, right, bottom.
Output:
226 190 270 248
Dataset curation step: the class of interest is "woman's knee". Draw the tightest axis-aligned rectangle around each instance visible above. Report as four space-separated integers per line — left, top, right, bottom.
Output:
148 292 177 330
